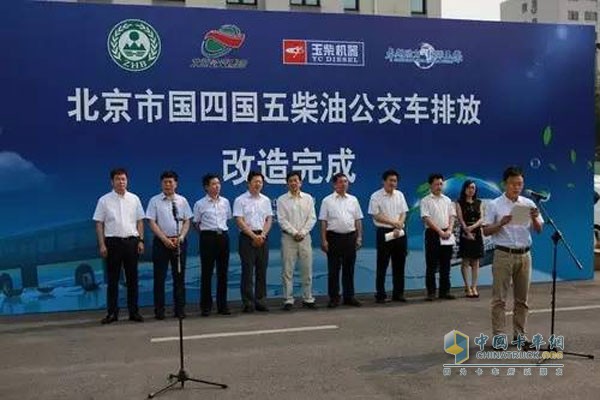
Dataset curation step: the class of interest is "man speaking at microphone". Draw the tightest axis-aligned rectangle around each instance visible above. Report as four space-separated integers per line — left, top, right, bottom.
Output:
483 166 543 345
146 171 193 320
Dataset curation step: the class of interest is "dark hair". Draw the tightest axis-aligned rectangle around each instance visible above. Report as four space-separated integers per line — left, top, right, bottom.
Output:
428 173 444 184
286 171 302 182
332 172 347 183
382 169 399 181
247 170 264 183
202 173 220 188
110 168 128 180
502 166 524 181
160 170 178 182
458 180 478 203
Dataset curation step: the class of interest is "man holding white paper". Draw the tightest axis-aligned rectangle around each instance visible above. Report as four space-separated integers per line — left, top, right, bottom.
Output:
368 169 409 303
420 173 457 301
483 166 543 343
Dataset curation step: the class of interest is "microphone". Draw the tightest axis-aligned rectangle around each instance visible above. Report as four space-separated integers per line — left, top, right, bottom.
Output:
171 199 179 220
525 189 550 202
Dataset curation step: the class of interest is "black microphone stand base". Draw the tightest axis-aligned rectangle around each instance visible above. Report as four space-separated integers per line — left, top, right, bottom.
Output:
148 367 228 399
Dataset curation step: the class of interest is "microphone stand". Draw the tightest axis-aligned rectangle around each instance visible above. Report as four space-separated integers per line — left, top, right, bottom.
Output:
148 200 228 398
533 198 594 363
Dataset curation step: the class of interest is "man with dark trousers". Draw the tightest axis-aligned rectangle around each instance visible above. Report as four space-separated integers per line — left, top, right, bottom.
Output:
193 173 232 316
319 172 364 308
93 168 145 324
146 170 192 320
420 173 457 301
233 171 273 313
368 169 409 303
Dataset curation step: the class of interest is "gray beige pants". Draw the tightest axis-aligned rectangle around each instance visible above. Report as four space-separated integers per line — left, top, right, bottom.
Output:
281 233 314 304
490 249 532 337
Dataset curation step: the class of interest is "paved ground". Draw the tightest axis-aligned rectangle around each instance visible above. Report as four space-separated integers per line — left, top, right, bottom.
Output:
1 275 599 400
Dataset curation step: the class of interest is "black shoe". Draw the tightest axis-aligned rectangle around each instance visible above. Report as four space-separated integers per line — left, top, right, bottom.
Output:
343 298 362 307
255 304 269 312
425 294 436 302
129 312 144 322
242 305 254 313
439 293 457 300
155 311 165 320
218 308 231 315
375 298 391 304
201 310 210 317
101 314 118 324
175 311 186 319
302 301 318 309
282 303 293 311
327 300 339 308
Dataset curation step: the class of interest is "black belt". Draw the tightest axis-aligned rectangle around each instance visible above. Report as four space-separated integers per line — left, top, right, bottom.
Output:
327 231 356 236
201 230 227 235
495 245 530 254
106 236 138 242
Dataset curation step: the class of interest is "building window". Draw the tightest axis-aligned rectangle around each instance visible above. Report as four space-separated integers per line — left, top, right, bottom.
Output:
411 0 427 15
568 10 579 20
343 0 359 11
226 0 257 4
521 2 527 13
585 11 598 21
290 0 321 6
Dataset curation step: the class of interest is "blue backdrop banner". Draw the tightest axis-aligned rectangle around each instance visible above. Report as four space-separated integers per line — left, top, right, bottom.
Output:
0 1 595 314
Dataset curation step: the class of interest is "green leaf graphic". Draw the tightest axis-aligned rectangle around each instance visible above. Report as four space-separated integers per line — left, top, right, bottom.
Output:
570 150 576 164
542 126 552 146
416 182 430 196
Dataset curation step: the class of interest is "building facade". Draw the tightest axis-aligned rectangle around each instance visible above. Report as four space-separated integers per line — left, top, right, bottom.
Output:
47 0 441 17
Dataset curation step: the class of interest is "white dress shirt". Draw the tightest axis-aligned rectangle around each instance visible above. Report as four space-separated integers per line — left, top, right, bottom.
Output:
420 193 456 229
319 192 363 233
277 191 317 236
93 190 145 238
368 188 409 228
233 191 273 231
193 195 232 231
145 193 193 237
484 194 544 248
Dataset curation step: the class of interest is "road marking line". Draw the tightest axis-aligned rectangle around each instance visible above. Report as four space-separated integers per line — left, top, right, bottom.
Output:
151 324 339 343
506 304 600 316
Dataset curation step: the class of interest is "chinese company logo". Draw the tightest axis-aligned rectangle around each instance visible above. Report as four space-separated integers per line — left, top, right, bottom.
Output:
191 24 248 69
385 43 462 70
108 19 161 72
442 331 566 378
283 39 364 67
444 330 469 364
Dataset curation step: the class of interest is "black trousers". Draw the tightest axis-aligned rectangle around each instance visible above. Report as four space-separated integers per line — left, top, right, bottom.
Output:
326 231 357 301
152 237 187 315
105 236 139 315
424 228 453 296
200 231 230 312
238 232 268 308
375 228 407 300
